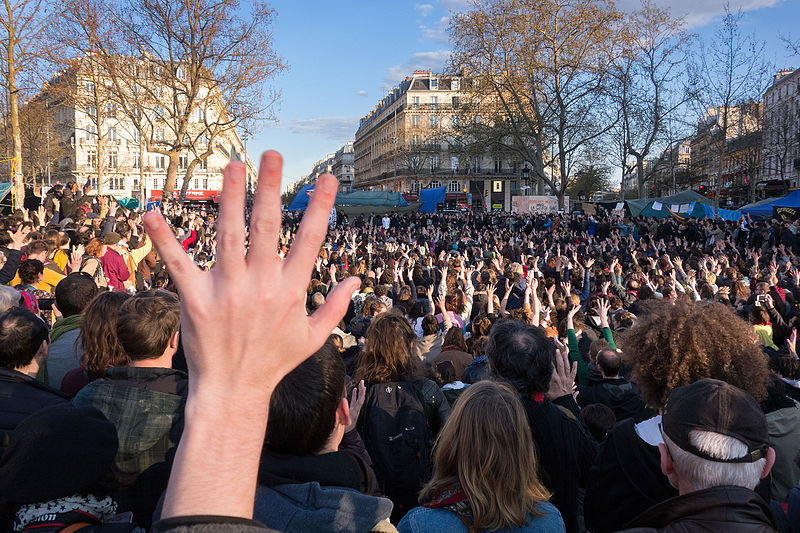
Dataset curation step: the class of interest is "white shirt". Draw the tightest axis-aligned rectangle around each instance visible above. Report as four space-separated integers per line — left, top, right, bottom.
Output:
382 216 390 230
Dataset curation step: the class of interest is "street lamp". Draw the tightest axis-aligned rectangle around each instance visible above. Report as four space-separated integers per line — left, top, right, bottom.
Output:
522 165 530 196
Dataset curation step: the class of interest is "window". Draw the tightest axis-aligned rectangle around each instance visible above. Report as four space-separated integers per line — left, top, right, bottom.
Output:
199 158 207 170
86 124 98 142
154 86 163 98
412 134 419 146
108 127 118 142
132 129 141 143
86 150 97 169
86 105 96 117
132 150 140 169
110 176 124 190
155 155 165 169
193 178 199 189
430 115 438 128
132 177 139 190
451 115 459 127
196 108 205 122
452 79 460 91
203 178 208 189
510 180 518 194
494 158 502 173
430 78 438 90
85 82 95 93
431 96 438 110
179 153 188 170
198 133 208 147
108 150 118 169
474 156 481 173
87 176 98 189
411 181 420 192
155 129 165 142
106 102 116 118
493 180 503 193
176 67 186 80
154 106 165 120
412 96 420 109
448 180 461 192
452 96 460 108
412 115 419 127
430 155 439 172
430 180 441 188
153 178 159 189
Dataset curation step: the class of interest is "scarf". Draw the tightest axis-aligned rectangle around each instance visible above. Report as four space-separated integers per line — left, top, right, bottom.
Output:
424 486 474 526
50 314 82 343
14 494 117 531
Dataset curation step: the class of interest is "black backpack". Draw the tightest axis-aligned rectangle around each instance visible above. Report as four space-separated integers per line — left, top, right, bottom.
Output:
358 380 434 519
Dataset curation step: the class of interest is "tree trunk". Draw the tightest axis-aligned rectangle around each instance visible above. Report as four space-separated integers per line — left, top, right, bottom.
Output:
178 159 200 203
636 156 647 199
8 68 23 209
163 152 179 195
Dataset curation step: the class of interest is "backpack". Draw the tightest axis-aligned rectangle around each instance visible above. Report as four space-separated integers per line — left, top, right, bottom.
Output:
358 380 434 517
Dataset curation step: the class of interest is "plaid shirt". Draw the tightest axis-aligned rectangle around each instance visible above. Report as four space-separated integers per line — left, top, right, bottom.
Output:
72 366 187 479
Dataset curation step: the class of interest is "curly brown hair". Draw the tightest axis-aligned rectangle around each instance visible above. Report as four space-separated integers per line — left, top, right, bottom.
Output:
80 291 132 377
621 300 768 409
354 312 423 383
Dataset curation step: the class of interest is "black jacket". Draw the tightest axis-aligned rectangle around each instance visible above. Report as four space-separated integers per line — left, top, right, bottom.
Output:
521 394 596 533
584 418 678 532
0 367 69 456
577 377 652 422
618 485 779 533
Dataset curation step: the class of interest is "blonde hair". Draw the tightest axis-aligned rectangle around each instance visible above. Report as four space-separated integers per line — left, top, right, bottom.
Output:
420 381 551 529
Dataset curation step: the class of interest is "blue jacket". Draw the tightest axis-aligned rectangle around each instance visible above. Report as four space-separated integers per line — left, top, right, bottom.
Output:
397 502 565 533
254 482 394 533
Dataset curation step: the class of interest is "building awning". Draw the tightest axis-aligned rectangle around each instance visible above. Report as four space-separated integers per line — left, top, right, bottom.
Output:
150 189 220 202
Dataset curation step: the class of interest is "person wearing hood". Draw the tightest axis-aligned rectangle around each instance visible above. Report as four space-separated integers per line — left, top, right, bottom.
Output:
254 339 396 533
577 349 651 423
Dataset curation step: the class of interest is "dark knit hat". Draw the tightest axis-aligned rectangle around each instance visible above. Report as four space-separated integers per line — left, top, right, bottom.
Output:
0 404 119 504
662 378 769 463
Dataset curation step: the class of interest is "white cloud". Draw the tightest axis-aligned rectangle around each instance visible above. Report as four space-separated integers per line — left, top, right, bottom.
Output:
614 0 782 28
278 116 359 142
356 90 368 97
420 15 450 42
383 50 452 89
414 3 434 16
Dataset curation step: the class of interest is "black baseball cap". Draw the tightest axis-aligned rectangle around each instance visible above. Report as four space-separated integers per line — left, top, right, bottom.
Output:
661 378 769 464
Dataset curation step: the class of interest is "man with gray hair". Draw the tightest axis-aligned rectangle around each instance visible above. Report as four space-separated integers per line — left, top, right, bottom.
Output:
620 378 779 532
0 285 20 313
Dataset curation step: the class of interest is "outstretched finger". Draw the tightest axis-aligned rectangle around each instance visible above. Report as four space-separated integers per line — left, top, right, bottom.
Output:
248 151 283 269
143 212 200 295
308 276 360 348
283 174 338 286
215 162 247 280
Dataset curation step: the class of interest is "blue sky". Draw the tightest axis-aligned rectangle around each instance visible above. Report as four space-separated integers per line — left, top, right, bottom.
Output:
245 0 799 191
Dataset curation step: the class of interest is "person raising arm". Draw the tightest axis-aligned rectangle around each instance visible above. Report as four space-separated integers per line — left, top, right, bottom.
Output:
146 152 361 532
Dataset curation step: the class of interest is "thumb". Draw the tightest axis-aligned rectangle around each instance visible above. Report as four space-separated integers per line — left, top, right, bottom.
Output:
309 276 360 345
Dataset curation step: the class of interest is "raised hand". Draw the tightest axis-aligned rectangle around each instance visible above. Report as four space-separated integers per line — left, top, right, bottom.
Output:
594 298 610 329
546 337 577 401
145 152 361 519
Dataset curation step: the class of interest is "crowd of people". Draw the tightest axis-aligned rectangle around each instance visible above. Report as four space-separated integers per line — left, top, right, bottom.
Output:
0 151 799 532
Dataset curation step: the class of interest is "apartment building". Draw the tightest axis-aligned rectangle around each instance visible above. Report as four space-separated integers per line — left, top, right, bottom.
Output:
353 70 526 211
761 68 800 193
40 59 253 203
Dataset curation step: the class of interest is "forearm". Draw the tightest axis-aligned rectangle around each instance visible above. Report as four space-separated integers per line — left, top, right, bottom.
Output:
602 326 616 351
161 390 269 519
568 328 589 386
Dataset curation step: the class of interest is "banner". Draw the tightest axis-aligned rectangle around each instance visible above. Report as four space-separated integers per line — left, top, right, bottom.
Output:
774 206 800 222
511 195 568 214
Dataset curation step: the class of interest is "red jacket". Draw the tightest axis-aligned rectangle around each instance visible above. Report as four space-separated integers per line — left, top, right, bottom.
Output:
101 248 130 291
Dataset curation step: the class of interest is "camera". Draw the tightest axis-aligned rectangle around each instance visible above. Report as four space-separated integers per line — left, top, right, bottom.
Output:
754 294 768 307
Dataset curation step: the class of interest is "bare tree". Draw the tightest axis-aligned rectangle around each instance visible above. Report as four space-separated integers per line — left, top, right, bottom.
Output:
60 0 285 200
690 5 771 212
449 0 624 207
18 94 71 185
612 1 692 199
0 0 64 206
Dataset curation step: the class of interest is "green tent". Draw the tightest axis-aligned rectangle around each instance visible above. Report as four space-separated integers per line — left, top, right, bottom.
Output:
626 190 711 217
